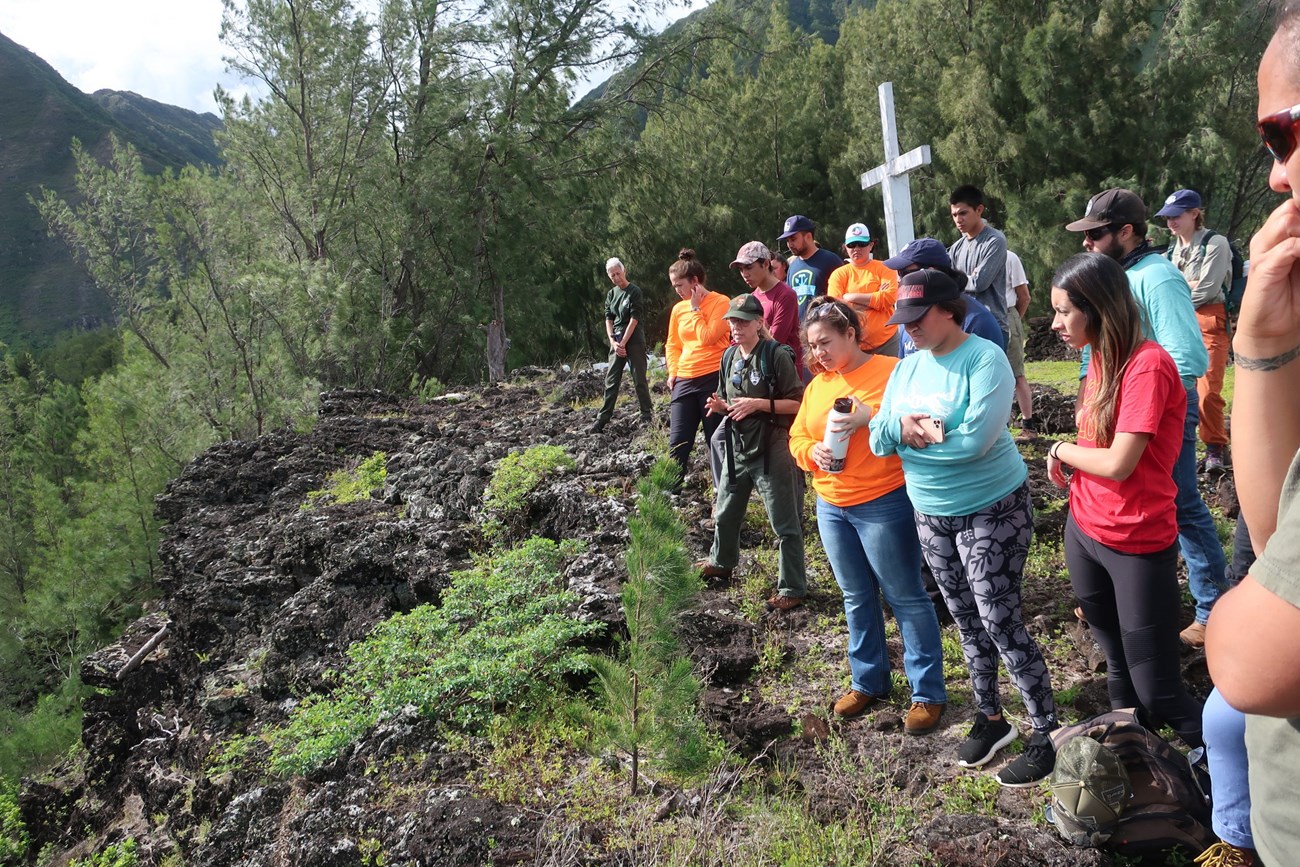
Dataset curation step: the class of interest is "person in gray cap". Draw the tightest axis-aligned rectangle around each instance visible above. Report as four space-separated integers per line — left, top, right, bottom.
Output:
1066 187 1224 648
780 214 845 319
698 293 807 611
592 257 653 432
1157 189 1232 474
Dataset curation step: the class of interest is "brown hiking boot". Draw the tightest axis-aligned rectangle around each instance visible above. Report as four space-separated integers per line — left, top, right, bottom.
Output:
696 560 732 579
766 593 805 612
832 690 880 718
1180 621 1207 648
904 702 945 735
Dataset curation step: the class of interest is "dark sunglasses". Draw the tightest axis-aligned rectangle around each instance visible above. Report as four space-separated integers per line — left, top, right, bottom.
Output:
730 354 748 389
846 242 870 249
1083 225 1119 242
1258 101 1300 163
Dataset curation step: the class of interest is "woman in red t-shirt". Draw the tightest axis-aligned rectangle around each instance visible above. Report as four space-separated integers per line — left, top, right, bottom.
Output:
1047 252 1203 748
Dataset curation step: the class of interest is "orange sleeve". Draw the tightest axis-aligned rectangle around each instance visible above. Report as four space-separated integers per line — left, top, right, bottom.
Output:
665 303 683 377
788 382 826 472
827 266 849 300
867 262 899 311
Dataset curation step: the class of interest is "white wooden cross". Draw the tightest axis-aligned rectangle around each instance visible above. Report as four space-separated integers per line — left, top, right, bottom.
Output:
859 82 932 256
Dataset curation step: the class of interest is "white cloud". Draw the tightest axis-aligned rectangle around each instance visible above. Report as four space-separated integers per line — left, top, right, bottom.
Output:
0 0 712 115
0 0 234 114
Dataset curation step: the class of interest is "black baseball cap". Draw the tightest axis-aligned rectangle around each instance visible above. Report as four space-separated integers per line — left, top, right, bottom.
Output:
1066 189 1147 232
886 269 963 326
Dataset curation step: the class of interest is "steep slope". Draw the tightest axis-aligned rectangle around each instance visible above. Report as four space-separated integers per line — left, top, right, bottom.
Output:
0 31 220 345
11 361 1223 866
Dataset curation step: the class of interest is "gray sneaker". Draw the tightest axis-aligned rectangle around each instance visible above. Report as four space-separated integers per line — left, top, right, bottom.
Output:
996 731 1056 787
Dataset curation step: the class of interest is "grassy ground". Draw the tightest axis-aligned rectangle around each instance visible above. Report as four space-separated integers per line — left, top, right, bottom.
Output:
1026 360 1236 410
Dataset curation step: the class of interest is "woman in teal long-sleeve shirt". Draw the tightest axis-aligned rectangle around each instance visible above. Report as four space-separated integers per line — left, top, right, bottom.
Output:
869 268 1058 788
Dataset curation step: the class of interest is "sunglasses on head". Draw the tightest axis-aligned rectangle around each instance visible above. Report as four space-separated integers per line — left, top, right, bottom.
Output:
1083 225 1120 242
805 302 849 323
1258 100 1300 163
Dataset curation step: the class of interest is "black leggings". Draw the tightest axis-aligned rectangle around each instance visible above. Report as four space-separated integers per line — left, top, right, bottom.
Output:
915 482 1057 734
1065 514 1204 748
669 373 723 488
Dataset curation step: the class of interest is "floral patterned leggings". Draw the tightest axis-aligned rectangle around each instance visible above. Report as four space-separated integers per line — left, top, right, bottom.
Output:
914 482 1057 734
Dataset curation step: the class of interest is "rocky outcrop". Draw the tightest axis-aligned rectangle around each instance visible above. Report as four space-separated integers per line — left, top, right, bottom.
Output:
21 381 660 866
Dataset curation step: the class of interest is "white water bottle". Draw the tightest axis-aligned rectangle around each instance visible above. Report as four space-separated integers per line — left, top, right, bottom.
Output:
823 398 855 473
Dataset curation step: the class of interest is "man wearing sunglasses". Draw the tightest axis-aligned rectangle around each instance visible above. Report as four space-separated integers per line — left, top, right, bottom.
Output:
1067 188 1224 648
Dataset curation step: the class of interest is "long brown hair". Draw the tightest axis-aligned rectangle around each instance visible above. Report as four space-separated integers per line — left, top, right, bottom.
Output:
800 297 862 375
1052 253 1145 447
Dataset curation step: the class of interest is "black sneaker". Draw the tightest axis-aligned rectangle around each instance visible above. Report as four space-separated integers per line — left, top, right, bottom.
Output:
957 713 1016 768
996 731 1056 787
590 419 607 433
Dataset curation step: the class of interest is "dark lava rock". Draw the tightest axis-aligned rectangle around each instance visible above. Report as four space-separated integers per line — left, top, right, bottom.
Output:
915 814 1109 866
1026 316 1082 363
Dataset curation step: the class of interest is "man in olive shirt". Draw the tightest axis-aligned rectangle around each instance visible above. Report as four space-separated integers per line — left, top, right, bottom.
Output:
592 258 653 432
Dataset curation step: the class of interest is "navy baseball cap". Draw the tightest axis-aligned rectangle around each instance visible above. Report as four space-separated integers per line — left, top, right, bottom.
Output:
883 238 952 271
778 215 816 240
1156 189 1203 218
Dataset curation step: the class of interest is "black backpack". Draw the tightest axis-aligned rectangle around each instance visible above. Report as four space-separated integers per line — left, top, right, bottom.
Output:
1047 709 1214 858
1164 230 1247 316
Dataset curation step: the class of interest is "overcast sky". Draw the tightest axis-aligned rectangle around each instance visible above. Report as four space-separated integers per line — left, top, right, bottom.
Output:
0 0 709 116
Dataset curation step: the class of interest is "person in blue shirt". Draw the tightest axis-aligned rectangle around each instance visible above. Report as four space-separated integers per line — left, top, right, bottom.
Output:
883 238 1005 357
780 214 846 320
870 268 1058 788
1065 188 1224 647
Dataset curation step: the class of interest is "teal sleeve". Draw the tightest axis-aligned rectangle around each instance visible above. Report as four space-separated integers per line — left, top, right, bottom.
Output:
1143 279 1208 380
868 369 902 457
894 348 1014 467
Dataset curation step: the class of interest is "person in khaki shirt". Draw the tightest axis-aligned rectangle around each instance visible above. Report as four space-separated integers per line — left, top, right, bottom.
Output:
1158 188 1232 473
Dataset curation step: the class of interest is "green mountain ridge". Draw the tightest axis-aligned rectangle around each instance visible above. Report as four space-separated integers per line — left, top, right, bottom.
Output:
0 30 221 346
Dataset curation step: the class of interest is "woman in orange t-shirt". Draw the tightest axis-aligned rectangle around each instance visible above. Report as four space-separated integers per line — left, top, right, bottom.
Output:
827 222 900 357
665 248 732 488
788 297 945 731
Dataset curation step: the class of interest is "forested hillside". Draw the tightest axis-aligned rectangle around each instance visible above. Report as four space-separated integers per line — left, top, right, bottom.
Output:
0 0 1275 860
0 32 220 344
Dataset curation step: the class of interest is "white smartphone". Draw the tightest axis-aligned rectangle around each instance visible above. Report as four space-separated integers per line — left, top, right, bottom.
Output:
925 417 945 444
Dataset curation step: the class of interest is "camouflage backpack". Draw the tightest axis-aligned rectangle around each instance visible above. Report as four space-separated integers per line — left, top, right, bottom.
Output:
1046 709 1214 858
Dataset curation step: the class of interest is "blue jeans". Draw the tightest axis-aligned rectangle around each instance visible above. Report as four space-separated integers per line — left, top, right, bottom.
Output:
1204 687 1253 849
816 487 946 704
1174 385 1227 623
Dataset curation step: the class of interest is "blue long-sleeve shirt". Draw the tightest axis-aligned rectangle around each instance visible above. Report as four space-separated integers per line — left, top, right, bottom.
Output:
870 333 1027 516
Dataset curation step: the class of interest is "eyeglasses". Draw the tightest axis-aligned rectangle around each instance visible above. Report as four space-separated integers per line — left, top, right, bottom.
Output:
1258 101 1300 163
846 242 870 249
1083 225 1119 242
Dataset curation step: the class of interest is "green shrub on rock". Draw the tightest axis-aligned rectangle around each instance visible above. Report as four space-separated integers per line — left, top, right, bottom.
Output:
267 537 598 775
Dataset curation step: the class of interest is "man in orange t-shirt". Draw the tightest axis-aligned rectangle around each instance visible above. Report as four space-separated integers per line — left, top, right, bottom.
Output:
827 222 900 357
